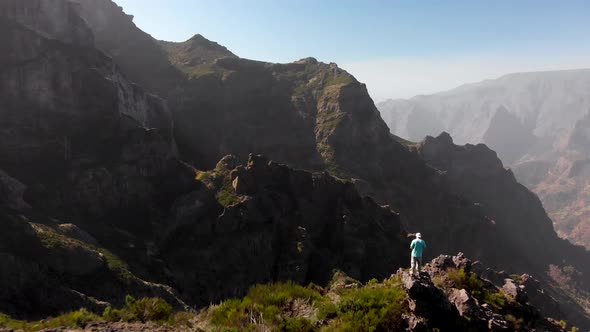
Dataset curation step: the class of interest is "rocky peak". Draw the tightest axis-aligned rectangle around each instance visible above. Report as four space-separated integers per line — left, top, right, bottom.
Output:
68 0 134 39
420 132 506 178
295 57 319 65
158 34 237 73
482 106 537 164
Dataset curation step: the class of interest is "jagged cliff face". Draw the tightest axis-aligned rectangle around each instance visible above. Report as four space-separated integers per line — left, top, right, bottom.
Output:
0 0 174 180
378 71 590 250
0 0 194 316
0 0 94 46
161 154 408 306
1 0 589 328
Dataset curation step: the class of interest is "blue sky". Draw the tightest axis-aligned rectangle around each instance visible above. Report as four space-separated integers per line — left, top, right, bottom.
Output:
115 0 590 101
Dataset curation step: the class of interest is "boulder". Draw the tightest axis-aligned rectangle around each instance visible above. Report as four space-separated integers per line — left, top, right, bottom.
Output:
502 278 527 303
448 288 478 317
452 252 472 272
401 271 458 328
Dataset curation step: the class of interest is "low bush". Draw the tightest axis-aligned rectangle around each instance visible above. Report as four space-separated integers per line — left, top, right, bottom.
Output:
447 268 508 310
0 309 100 332
211 281 325 330
328 282 407 332
102 295 173 323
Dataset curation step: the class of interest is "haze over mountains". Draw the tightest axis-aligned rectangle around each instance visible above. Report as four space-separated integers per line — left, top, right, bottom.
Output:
378 69 590 250
1 0 590 330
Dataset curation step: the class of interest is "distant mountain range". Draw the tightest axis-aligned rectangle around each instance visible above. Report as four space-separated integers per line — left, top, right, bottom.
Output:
378 69 590 249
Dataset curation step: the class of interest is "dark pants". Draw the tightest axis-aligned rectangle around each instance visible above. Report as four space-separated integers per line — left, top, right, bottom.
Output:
411 256 422 274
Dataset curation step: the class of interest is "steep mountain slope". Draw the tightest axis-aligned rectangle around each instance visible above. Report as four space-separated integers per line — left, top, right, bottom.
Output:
0 0 589 328
0 0 190 317
378 70 590 249
0 0 410 317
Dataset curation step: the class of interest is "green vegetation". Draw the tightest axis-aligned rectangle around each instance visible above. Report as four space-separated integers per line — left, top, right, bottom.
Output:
209 277 408 332
0 309 99 332
211 281 322 331
447 268 508 310
325 75 354 87
216 175 240 207
504 314 524 330
317 111 345 132
186 63 218 77
34 223 78 249
195 165 241 207
327 278 407 331
195 170 215 183
0 297 181 332
102 295 173 323
316 142 351 181
33 224 135 282
98 248 134 282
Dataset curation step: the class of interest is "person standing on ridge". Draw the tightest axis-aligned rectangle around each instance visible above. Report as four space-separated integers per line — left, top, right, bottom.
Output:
410 232 426 277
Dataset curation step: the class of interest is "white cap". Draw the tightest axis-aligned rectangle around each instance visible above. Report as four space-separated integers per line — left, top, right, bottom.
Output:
416 232 422 238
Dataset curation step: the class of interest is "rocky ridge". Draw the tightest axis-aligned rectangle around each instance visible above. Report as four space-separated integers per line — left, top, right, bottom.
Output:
1 254 574 332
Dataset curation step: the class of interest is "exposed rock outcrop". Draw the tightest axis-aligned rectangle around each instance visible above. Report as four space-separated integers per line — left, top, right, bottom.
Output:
162 154 408 305
396 254 568 331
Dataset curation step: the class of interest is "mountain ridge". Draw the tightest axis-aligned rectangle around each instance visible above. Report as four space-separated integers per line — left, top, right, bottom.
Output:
0 0 589 329
378 68 590 250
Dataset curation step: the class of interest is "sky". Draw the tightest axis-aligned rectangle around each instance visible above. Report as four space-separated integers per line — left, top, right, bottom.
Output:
115 0 590 102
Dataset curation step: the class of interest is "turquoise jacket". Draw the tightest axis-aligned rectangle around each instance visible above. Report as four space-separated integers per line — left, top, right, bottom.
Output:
410 239 426 258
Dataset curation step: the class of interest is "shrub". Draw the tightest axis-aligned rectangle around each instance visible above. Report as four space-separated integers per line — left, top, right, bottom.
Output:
330 283 407 331
0 309 100 331
278 317 315 332
102 306 122 322
367 278 379 286
247 281 322 307
210 299 251 329
103 295 173 323
173 311 194 327
446 268 507 311
317 302 338 320
484 292 508 311
0 313 27 330
505 314 524 330
211 281 324 330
